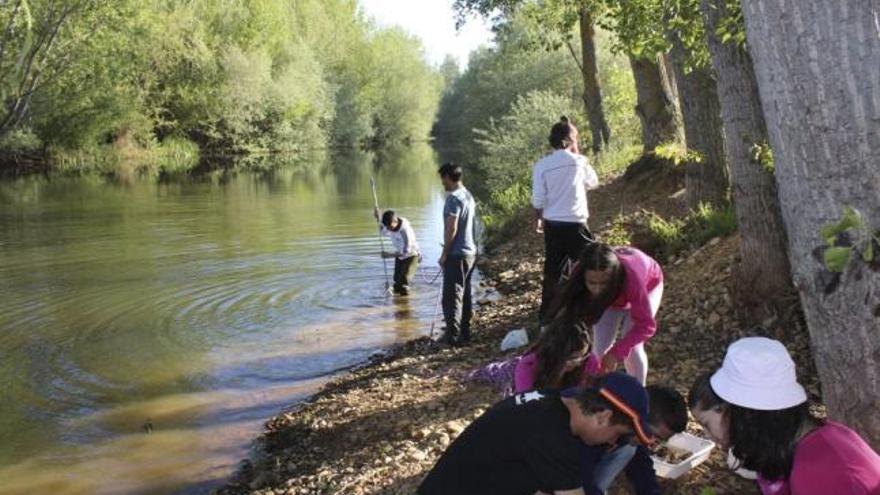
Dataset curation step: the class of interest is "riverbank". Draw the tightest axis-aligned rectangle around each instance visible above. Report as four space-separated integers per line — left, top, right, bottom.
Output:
219 163 820 495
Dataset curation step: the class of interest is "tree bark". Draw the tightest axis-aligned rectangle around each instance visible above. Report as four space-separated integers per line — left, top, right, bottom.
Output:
629 54 678 153
742 0 880 448
668 35 729 208
699 0 793 322
578 7 610 153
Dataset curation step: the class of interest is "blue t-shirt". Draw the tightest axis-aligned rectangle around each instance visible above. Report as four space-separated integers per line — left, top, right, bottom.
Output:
443 186 477 256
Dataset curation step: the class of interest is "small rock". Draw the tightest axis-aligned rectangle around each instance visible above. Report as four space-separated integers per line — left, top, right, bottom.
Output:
436 432 451 448
708 312 721 325
708 237 721 246
445 420 465 435
250 472 279 490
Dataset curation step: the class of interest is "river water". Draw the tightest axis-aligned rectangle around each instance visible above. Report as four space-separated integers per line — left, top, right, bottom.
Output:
0 145 465 494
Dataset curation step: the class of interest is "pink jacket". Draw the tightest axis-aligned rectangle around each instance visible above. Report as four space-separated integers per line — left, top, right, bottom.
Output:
757 422 880 495
606 247 663 361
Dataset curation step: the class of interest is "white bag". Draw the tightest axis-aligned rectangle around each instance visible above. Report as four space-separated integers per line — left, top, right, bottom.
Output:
500 328 529 351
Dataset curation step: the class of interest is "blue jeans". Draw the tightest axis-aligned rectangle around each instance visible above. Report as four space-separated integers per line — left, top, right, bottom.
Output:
593 444 637 493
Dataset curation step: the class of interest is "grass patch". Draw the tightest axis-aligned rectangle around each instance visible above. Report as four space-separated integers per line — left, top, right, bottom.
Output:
642 202 738 261
50 137 200 179
593 143 643 177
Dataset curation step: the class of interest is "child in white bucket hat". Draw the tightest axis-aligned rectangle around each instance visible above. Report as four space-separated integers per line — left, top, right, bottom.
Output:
688 337 880 495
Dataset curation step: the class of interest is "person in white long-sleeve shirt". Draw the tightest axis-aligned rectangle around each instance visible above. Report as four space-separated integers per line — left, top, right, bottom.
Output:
374 208 421 295
532 117 600 324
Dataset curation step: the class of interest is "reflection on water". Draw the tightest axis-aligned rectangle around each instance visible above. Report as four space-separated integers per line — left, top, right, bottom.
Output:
0 145 458 494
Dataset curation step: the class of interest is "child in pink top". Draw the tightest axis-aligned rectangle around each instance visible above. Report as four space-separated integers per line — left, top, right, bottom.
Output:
689 337 880 495
757 421 880 495
544 243 663 385
513 317 593 393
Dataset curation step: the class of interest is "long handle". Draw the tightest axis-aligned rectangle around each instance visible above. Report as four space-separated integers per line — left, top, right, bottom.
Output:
370 176 391 293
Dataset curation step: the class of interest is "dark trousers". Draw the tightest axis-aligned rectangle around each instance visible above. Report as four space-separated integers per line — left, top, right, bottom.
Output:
442 254 476 344
393 255 419 295
539 221 594 323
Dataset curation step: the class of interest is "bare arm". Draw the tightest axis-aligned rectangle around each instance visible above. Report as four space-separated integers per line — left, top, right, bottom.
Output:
443 215 458 257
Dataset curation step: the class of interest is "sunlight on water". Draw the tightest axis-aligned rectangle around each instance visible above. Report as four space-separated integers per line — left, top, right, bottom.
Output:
0 145 461 493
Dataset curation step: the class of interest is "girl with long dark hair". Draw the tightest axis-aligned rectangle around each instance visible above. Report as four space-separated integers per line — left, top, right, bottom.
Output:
547 242 663 385
513 315 591 392
689 337 880 494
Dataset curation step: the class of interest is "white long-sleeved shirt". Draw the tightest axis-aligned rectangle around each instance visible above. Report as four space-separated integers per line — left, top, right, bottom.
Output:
380 217 420 259
531 149 599 224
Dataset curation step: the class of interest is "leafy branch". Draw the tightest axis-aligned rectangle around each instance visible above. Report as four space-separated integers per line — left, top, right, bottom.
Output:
819 207 880 273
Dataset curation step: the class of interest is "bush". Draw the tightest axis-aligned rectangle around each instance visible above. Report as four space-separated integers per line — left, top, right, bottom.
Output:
475 90 579 193
643 202 738 261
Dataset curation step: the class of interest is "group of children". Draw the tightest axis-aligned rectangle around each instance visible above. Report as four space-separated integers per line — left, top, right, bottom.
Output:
375 118 880 494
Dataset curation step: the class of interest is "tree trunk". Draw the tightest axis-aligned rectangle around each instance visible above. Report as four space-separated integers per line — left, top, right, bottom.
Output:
629 54 678 153
578 7 610 153
699 0 793 322
668 35 729 208
742 0 880 448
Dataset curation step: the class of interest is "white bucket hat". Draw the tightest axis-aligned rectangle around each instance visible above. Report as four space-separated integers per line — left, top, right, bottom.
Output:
710 337 807 410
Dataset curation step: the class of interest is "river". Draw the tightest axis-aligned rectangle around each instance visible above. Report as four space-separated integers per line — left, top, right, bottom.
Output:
0 144 470 494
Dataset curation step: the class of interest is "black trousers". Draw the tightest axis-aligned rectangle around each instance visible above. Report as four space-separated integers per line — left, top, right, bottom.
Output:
539 221 594 323
393 255 419 295
442 254 476 344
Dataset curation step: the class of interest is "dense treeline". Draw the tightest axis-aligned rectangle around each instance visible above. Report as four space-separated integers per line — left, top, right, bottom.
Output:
440 0 880 451
0 0 442 175
434 12 640 223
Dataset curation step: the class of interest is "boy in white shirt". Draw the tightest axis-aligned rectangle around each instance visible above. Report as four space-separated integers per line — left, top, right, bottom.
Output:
531 117 599 324
374 208 421 295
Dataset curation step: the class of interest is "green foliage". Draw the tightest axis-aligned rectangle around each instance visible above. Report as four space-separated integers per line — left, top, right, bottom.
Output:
645 202 737 260
602 214 633 246
1 0 442 175
475 90 578 192
482 182 532 229
601 0 710 71
820 207 863 246
700 488 718 495
654 141 703 165
714 0 746 48
438 10 639 233
0 128 41 153
749 142 774 172
819 207 879 272
593 143 643 176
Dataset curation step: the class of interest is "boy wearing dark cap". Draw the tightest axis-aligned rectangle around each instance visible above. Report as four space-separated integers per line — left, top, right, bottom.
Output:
418 372 656 495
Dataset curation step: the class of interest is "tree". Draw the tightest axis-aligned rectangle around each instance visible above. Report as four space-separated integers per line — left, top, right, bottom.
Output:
629 54 677 153
1 0 87 138
453 0 612 152
698 0 792 322
741 0 880 447
605 0 728 205
665 0 728 207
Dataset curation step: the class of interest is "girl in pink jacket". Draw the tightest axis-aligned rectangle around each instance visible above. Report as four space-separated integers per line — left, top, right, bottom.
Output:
549 242 663 385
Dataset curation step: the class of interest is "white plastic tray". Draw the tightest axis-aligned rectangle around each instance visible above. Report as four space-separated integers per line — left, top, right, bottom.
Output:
651 432 716 479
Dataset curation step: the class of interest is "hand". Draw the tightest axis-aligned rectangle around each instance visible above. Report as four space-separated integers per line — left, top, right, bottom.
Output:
601 354 621 374
438 253 447 267
536 218 544 234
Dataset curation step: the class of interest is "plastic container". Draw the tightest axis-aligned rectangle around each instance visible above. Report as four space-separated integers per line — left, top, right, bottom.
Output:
651 432 716 479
